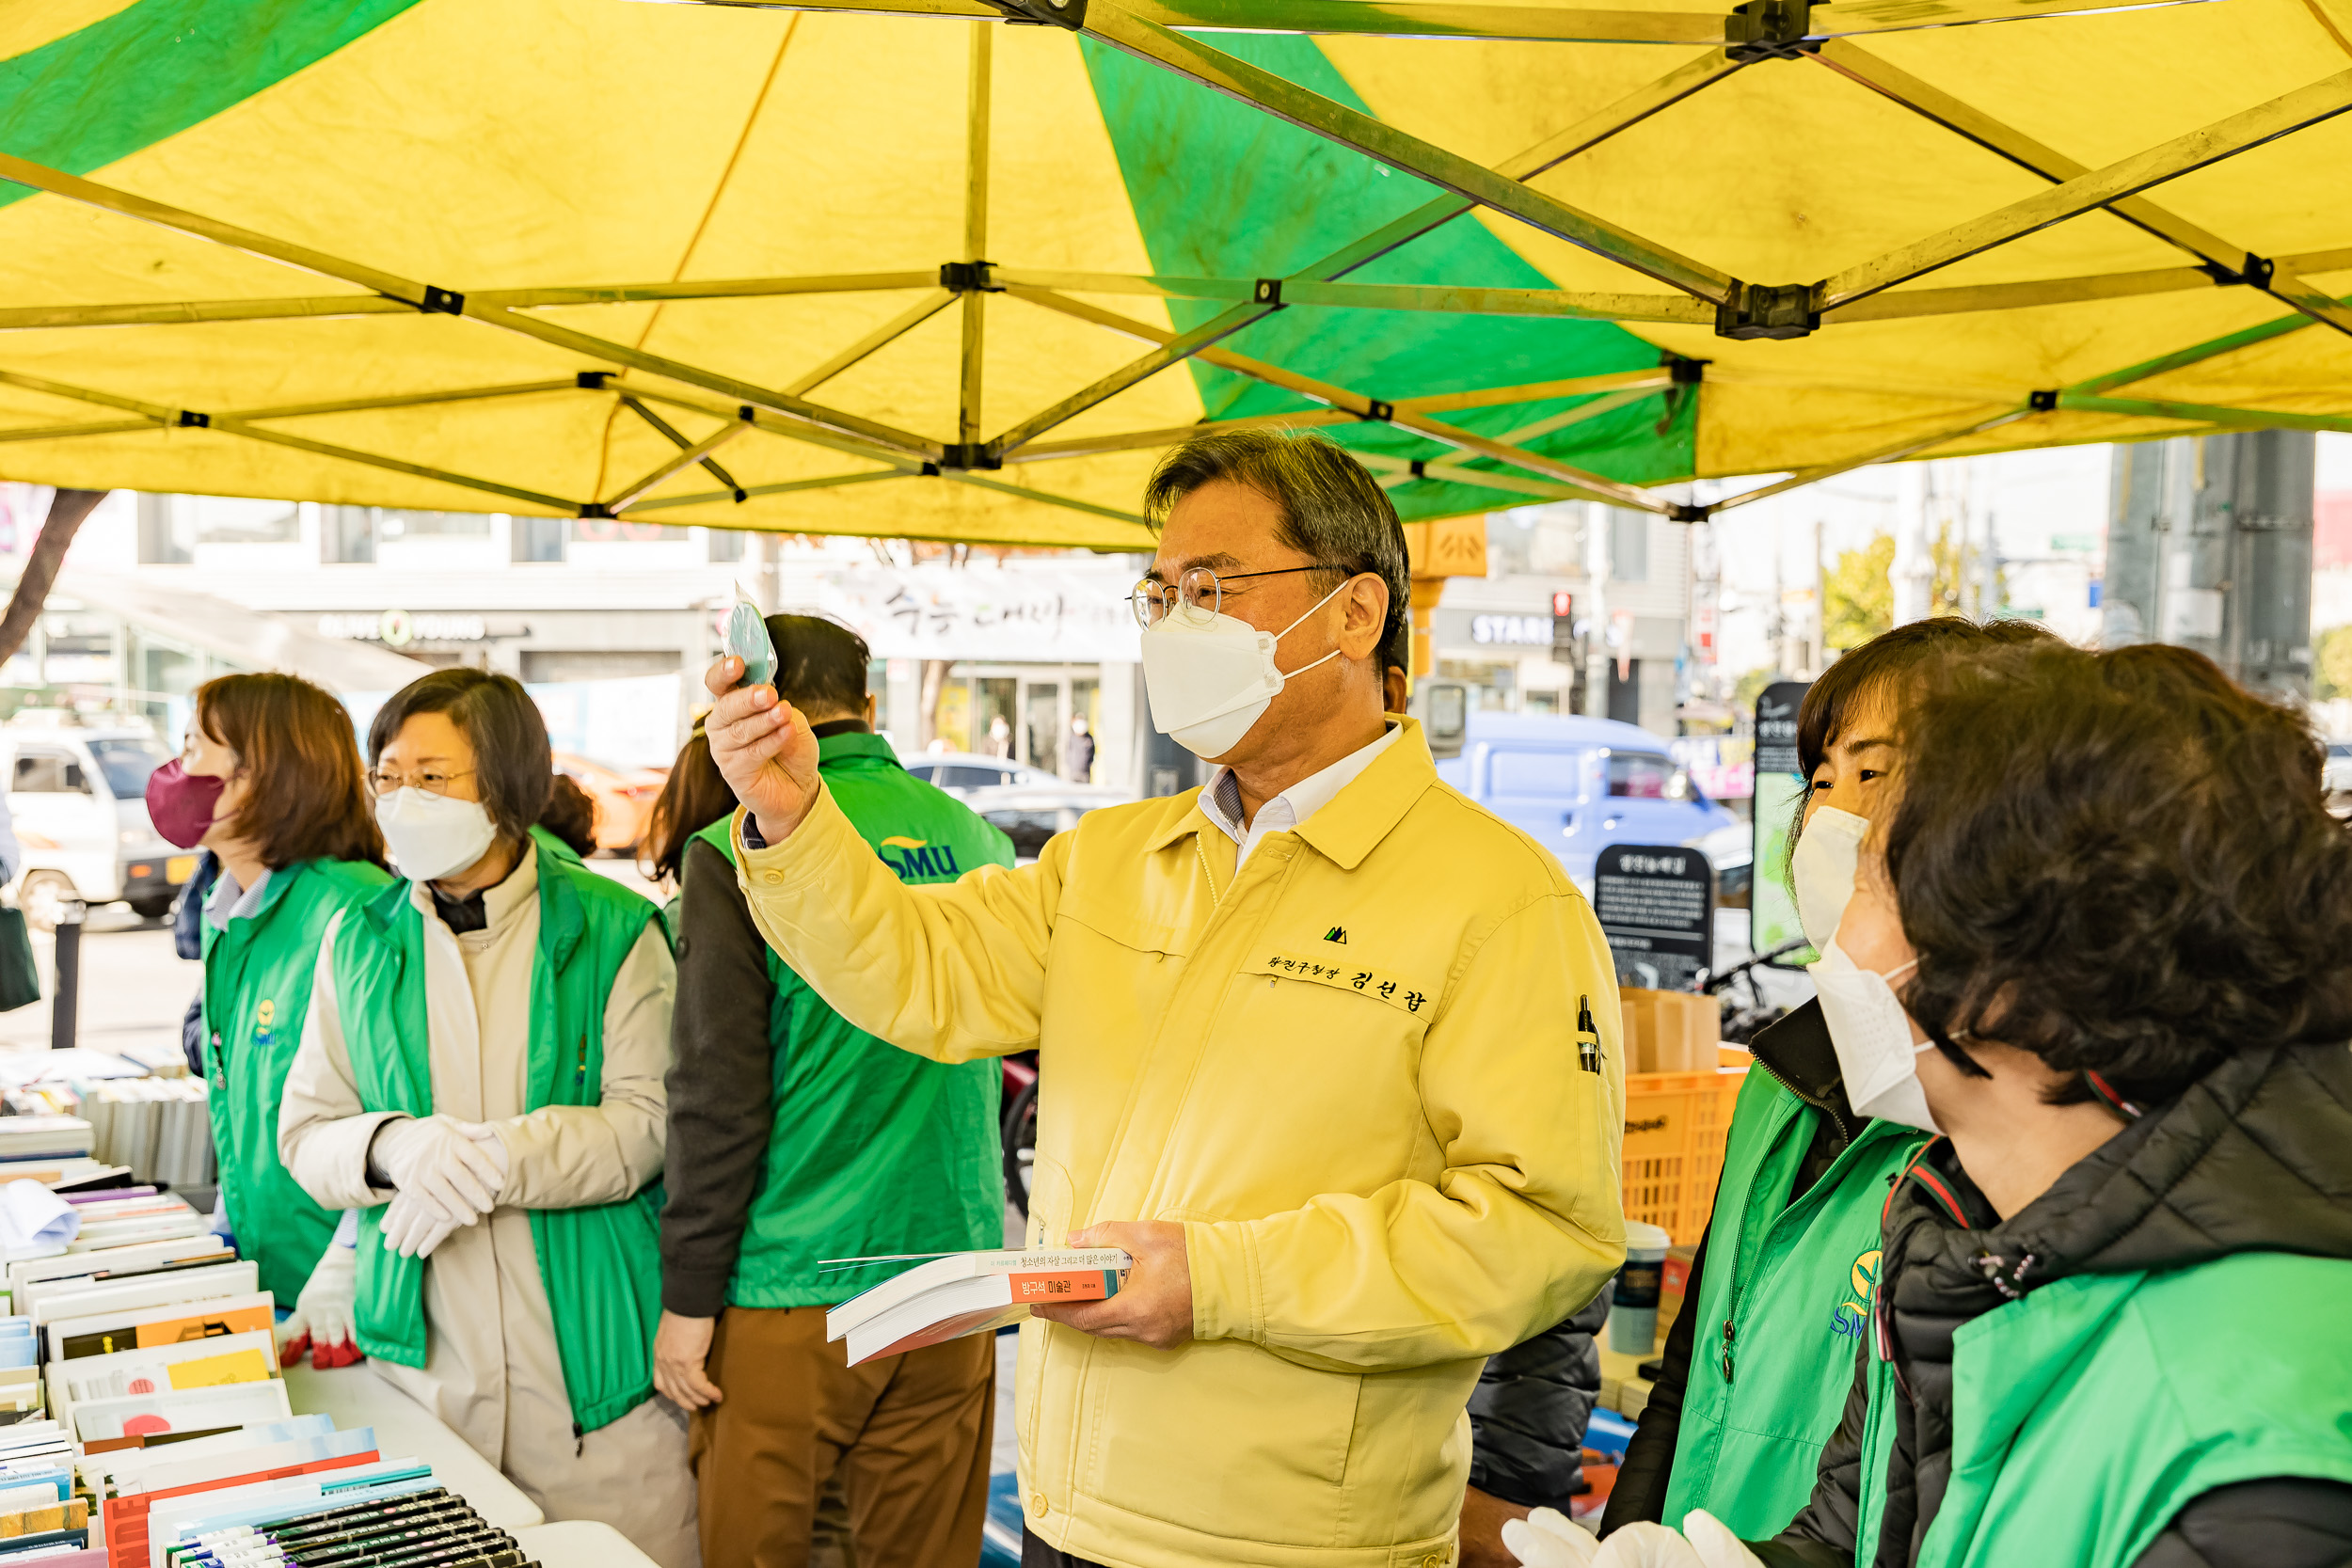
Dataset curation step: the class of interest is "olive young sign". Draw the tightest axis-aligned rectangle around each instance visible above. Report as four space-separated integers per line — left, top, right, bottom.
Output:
1593 844 1715 992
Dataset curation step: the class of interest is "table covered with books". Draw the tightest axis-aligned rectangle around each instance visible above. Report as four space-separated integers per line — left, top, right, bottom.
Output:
0 1097 659 1568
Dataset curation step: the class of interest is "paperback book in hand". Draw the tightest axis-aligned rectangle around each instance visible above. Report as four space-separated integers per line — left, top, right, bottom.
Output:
825 1248 1131 1367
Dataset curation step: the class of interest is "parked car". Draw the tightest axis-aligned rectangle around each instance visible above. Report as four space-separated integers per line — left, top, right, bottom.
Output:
901 751 1064 798
551 752 668 854
1434 713 1737 887
970 783 1134 862
1 720 186 927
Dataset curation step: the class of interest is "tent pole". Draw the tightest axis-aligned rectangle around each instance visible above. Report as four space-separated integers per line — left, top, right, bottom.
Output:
2057 394 2352 434
783 292 957 397
0 419 160 444
627 470 906 513
1084 1 1734 301
1708 408 2032 514
0 296 410 332
235 381 582 420
619 395 751 496
1817 69 2352 310
960 21 993 454
602 416 752 511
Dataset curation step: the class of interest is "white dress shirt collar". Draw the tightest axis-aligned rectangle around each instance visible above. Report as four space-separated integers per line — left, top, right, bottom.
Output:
1200 723 1400 870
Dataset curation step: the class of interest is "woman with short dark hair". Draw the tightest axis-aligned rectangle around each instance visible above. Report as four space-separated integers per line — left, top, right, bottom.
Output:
154 673 390 1367
1600 617 2055 1549
278 669 692 1566
1726 642 2352 1568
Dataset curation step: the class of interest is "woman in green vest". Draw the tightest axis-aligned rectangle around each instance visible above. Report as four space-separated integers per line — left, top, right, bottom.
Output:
156 673 390 1367
1601 619 2052 1548
278 669 693 1568
1571 642 2352 1568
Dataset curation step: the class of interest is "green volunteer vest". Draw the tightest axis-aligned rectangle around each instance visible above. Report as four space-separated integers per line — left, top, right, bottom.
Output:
693 729 1013 1308
1662 1065 1927 1540
201 857 394 1303
1921 1251 2352 1568
334 828 666 1433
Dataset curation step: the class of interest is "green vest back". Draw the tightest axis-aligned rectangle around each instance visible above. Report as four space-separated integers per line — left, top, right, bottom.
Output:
693 729 1014 1308
332 830 665 1433
1663 1066 1926 1539
201 857 393 1303
1921 1251 2352 1568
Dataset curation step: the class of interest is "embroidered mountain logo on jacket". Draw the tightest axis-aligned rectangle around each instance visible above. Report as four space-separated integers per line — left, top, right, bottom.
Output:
1323 927 1347 943
879 835 961 881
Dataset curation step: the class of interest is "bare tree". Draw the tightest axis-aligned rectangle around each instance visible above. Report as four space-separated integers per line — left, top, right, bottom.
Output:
0 488 107 664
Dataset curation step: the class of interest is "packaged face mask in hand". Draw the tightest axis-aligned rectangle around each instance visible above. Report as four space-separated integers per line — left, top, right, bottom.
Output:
724 595 776 690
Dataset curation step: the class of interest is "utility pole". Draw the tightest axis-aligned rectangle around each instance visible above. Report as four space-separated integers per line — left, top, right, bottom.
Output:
2103 431 2315 695
1892 463 1933 626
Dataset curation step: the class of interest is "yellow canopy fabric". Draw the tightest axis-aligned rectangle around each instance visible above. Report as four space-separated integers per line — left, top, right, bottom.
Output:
0 0 2347 546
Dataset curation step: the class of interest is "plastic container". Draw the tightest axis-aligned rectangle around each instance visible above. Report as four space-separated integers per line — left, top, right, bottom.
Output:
1608 1220 1674 1354
1619 1052 1750 1246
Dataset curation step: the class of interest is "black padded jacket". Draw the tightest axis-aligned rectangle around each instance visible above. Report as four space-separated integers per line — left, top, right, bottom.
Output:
1756 1040 2352 1568
1468 1290 1611 1508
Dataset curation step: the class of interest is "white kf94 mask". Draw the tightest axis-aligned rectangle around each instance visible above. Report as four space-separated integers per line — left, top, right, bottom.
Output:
376 787 498 883
1807 935 1942 1132
1791 806 1870 950
1139 579 1349 759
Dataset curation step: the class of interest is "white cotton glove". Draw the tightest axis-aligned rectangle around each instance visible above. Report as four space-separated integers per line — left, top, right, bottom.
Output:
371 1113 508 1226
376 1121 507 1259
1503 1508 1601 1567
1589 1522 1708 1568
1678 1513 1766 1568
277 1215 362 1370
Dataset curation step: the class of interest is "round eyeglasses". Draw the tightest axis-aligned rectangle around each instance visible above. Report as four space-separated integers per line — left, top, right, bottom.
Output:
1127 563 1352 630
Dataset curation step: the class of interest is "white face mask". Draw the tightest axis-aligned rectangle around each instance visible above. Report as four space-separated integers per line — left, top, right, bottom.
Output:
376 788 499 883
1792 806 1871 950
1139 578 1350 760
1808 935 1941 1132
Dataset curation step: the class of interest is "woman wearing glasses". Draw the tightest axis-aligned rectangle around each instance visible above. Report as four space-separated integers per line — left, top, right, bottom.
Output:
279 669 692 1567
154 673 391 1367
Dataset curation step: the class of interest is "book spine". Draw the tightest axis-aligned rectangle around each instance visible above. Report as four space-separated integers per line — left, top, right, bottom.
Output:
1005 1270 1120 1305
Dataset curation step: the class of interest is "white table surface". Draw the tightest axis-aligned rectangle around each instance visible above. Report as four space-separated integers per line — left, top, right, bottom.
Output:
513 1520 661 1567
281 1359 546 1530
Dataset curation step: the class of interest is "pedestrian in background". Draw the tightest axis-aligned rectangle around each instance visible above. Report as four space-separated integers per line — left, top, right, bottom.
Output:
155 673 391 1365
279 668 692 1567
655 614 1013 1568
701 430 1627 1568
1064 714 1094 784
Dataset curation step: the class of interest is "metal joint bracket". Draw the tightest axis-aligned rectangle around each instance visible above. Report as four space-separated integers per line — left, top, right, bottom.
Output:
175 409 211 428
939 443 1002 470
1360 400 1395 422
1669 501 1710 523
2200 254 2276 289
983 0 1085 28
1714 281 1817 340
739 404 757 422
731 487 750 503
420 285 465 315
1408 459 1428 479
577 372 612 390
920 461 943 476
1253 278 1284 307
579 502 613 519
1724 0 1816 62
2029 389 2059 412
940 261 1000 293
1668 356 1708 385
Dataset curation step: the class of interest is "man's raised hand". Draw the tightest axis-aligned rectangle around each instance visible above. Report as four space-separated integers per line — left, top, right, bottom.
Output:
703 655 822 845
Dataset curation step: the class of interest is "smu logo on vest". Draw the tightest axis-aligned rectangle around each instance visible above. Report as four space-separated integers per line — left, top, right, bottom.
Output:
1831 1247 1880 1338
879 836 961 882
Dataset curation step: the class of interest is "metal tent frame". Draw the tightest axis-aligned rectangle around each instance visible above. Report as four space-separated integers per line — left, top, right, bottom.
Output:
3 0 2349 531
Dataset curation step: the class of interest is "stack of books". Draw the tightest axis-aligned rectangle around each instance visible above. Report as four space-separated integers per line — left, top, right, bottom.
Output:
824 1247 1131 1368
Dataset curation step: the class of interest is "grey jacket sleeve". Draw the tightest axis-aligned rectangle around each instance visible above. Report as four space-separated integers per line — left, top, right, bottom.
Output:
659 835 786 1318
2132 1479 2352 1568
1467 1287 1610 1509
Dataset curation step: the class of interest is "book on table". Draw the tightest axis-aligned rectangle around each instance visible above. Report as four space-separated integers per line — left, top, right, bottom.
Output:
824 1248 1131 1367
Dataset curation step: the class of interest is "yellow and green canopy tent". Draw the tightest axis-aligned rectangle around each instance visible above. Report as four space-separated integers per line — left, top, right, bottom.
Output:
0 0 2348 550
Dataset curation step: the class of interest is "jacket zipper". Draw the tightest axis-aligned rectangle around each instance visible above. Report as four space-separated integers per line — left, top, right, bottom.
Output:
1715 1052 1851 1389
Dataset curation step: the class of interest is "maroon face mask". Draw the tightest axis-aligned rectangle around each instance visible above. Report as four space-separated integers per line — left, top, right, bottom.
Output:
146 759 228 848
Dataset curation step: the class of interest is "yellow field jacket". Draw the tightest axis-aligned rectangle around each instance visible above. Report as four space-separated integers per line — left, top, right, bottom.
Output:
733 721 1626 1568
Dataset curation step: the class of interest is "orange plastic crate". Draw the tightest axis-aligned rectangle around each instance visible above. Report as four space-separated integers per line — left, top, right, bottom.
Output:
1620 1053 1750 1246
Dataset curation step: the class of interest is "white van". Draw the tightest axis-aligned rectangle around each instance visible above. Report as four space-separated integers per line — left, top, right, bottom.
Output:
1 720 188 928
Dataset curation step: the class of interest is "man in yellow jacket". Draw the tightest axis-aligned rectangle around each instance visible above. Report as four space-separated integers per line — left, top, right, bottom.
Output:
704 430 1626 1568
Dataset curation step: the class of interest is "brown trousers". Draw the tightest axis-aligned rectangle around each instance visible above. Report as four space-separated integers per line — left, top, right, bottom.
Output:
690 1306 995 1568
